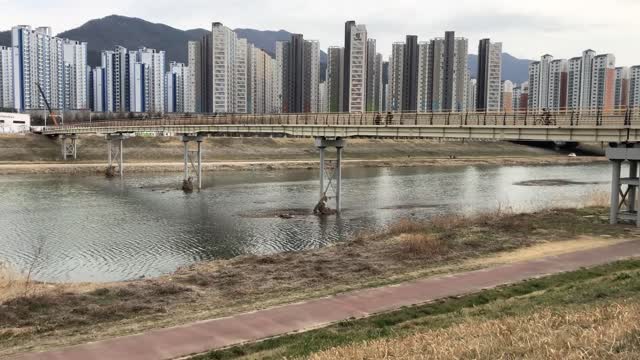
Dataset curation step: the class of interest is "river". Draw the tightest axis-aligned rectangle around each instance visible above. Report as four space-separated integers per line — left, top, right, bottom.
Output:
0 162 613 282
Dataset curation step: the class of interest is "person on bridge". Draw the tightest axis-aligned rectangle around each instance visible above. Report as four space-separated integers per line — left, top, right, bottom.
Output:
374 112 382 125
385 112 393 126
542 108 552 124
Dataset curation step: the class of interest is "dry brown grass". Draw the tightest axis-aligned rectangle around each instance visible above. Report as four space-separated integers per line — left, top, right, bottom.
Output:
585 189 611 208
397 233 447 258
0 262 22 302
308 301 640 360
0 207 630 357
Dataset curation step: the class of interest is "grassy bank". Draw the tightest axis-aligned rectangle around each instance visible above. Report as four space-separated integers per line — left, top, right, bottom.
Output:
197 259 640 359
0 134 607 174
1 134 570 163
0 206 636 357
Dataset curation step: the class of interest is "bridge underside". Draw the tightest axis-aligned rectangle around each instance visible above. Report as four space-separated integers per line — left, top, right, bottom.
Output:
43 125 640 143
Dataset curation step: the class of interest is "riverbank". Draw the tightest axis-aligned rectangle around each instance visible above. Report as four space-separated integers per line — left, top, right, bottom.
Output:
0 134 606 174
1 205 637 357
200 259 640 359
0 155 607 175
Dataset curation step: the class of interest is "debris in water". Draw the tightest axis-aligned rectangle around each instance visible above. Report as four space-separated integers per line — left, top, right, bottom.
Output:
182 177 194 193
105 166 116 178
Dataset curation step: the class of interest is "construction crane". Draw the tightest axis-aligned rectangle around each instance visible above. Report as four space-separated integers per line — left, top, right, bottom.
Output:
35 82 62 126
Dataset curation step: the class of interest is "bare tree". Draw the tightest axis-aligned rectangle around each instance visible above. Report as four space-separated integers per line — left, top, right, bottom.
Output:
23 237 48 296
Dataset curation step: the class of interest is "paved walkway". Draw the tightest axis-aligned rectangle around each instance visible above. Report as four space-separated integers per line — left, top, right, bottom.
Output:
12 240 640 360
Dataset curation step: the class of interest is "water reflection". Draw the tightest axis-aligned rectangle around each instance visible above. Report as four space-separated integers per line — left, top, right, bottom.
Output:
0 163 613 282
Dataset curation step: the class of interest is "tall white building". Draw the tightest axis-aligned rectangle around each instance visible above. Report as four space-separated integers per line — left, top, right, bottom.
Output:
211 22 236 113
11 26 67 111
346 24 367 112
62 39 88 109
467 78 477 111
567 57 582 110
135 48 165 113
429 38 444 112
589 53 616 111
274 42 285 113
450 33 469 112
303 39 320 112
90 67 105 112
389 42 404 111
476 39 502 112
631 66 640 108
580 50 596 109
100 50 115 112
234 38 249 113
186 41 200 113
251 47 275 114
417 41 431 112
0 46 14 109
165 62 189 113
319 81 328 112
365 39 383 112
528 54 553 111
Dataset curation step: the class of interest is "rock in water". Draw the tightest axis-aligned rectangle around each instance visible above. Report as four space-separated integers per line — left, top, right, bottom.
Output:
105 166 116 178
182 178 194 193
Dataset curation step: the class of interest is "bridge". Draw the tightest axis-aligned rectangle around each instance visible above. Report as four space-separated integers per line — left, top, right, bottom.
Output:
39 109 640 225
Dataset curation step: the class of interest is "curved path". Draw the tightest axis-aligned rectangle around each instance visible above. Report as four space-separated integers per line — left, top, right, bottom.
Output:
12 240 640 360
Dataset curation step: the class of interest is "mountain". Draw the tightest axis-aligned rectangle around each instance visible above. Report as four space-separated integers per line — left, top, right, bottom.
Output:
55 15 205 67
468 53 532 84
0 15 530 83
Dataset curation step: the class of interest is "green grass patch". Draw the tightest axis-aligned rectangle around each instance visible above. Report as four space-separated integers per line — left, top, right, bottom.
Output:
194 258 640 360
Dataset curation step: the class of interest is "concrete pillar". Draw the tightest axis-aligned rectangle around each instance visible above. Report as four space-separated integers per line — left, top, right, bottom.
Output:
197 140 203 190
630 161 638 212
319 146 325 198
119 138 124 178
107 140 112 167
183 140 189 180
336 146 343 213
62 137 67 160
611 160 621 225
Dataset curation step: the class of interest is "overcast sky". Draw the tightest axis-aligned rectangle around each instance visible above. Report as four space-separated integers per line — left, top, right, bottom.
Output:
2 0 639 66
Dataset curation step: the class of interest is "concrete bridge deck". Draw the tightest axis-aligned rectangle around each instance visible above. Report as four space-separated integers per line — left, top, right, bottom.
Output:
42 110 640 142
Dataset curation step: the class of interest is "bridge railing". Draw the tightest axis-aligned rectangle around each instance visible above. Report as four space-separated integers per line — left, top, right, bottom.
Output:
44 108 640 132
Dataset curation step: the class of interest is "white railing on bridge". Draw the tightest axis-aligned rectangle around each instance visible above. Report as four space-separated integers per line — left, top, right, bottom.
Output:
42 108 640 133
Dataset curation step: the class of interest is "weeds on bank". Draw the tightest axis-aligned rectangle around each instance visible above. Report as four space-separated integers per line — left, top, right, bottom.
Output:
0 206 629 355
196 259 640 360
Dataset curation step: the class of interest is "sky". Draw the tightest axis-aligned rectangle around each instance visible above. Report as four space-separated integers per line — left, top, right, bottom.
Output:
1 0 639 66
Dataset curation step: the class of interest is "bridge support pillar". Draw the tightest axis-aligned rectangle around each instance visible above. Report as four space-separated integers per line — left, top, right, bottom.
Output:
61 135 77 160
181 135 205 191
106 134 126 178
314 137 346 214
606 144 640 227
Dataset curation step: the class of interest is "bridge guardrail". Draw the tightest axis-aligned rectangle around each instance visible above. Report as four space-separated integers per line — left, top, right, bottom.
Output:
43 108 640 133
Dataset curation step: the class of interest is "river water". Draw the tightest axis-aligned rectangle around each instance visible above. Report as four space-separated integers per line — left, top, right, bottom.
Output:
0 163 613 282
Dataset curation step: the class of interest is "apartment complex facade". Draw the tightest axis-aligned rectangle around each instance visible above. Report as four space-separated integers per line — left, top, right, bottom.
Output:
476 39 502 112
530 49 621 111
9 25 87 111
